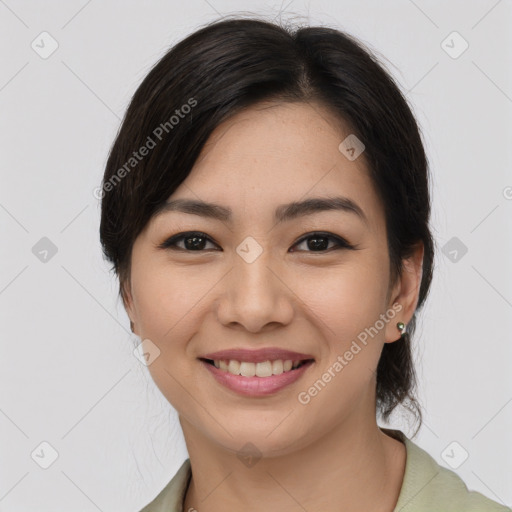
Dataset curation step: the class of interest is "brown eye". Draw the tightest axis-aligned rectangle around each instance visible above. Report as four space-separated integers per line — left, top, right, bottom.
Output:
158 232 219 251
157 231 354 253
290 232 353 253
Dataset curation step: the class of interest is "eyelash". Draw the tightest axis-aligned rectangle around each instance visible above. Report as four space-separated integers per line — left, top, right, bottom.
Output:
157 231 355 253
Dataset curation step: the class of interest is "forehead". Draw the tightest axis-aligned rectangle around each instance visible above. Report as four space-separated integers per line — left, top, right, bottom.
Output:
193 101 360 180
160 101 384 232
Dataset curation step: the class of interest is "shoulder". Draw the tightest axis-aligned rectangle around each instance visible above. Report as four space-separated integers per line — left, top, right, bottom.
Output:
138 458 191 512
391 430 511 512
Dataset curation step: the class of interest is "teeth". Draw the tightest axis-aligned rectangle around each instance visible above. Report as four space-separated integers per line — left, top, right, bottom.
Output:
272 360 283 375
211 359 309 377
240 361 256 377
228 360 241 374
255 361 272 377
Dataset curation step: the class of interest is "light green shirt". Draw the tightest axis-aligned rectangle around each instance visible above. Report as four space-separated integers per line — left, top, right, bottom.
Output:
139 429 511 511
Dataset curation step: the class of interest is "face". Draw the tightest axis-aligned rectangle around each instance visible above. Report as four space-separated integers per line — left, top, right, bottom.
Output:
124 101 421 457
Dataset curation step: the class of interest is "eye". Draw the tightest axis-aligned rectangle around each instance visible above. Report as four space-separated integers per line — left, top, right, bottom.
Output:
157 231 219 251
157 231 355 253
290 232 354 253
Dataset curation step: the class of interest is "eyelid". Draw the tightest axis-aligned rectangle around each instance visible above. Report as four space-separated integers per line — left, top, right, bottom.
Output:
157 231 218 251
292 231 353 251
157 230 355 252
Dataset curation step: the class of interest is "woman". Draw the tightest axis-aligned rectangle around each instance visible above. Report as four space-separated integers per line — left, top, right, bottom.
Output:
99 17 510 512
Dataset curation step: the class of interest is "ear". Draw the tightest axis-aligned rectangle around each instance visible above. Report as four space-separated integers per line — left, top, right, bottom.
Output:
121 277 137 335
384 242 424 344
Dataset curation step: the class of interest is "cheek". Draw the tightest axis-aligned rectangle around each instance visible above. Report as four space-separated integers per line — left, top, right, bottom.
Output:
130 266 206 408
129 259 229 392
293 267 388 414
130 264 200 345
295 260 388 338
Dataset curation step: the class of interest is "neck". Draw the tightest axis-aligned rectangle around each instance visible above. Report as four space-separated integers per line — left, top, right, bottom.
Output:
181 412 406 512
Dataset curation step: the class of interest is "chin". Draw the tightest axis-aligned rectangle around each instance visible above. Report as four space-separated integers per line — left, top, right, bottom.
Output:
211 423 309 460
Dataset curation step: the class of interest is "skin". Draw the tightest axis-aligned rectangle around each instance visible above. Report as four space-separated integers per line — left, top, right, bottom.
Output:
123 100 424 512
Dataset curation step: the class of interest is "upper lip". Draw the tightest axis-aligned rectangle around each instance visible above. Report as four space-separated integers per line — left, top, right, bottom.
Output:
199 348 315 364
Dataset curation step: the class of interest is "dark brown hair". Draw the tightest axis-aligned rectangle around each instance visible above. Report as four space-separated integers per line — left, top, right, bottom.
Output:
99 16 435 428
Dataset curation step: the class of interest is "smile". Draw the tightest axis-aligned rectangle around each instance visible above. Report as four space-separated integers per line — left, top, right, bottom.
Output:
199 358 315 396
202 358 312 377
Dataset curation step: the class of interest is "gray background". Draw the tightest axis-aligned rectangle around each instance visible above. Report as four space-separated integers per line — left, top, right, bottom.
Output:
1 0 511 510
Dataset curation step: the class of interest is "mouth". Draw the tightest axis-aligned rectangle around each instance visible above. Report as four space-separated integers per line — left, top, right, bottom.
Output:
198 357 315 396
199 357 315 377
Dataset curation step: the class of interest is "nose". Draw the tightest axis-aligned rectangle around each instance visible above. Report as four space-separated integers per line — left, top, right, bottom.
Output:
215 250 294 333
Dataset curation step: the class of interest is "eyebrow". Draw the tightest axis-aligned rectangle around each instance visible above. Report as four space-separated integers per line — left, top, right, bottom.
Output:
154 195 368 226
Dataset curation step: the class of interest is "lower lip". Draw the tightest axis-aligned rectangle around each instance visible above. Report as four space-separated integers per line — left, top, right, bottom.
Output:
200 359 314 397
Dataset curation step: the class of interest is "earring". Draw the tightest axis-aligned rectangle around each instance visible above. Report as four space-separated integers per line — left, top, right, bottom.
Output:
130 320 135 333
397 321 406 336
